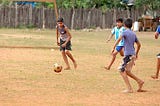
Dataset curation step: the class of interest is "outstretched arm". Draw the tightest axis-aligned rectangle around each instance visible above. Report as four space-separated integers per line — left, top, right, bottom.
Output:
106 34 114 43
56 27 60 46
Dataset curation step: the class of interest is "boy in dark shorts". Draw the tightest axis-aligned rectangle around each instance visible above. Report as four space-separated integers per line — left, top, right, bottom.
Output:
111 18 145 93
151 25 160 79
56 17 77 70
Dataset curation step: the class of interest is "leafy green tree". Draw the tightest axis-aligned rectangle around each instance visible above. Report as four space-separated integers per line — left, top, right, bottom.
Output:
0 0 10 6
135 0 160 16
55 0 122 9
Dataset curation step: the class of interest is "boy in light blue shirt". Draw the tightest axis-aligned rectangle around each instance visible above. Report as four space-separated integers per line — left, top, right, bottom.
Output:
105 18 125 70
112 18 145 93
151 25 160 79
111 26 125 47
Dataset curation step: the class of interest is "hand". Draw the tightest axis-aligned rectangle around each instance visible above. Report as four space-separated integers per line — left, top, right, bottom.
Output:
57 42 60 46
62 43 66 48
135 54 138 59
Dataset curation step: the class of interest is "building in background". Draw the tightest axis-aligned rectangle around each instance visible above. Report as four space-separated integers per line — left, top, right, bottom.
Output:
16 1 36 7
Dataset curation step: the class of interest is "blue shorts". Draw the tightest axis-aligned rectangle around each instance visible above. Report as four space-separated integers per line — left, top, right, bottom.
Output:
116 46 123 52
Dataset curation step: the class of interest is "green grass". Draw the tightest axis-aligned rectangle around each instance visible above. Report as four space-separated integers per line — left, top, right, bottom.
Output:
0 29 160 106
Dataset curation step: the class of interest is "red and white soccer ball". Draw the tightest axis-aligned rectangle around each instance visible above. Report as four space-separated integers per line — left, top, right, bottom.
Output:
53 63 62 73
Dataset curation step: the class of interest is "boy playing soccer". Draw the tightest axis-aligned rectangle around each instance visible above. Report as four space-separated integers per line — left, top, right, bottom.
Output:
112 18 144 93
105 18 125 70
151 25 160 79
56 17 77 70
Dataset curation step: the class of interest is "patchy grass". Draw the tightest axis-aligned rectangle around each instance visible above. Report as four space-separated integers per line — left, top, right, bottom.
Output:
0 29 160 106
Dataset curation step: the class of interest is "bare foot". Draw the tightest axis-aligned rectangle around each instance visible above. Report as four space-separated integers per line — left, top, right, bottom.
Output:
137 81 144 91
104 66 110 70
122 89 133 93
151 75 158 79
73 62 77 69
137 89 147 92
64 67 71 70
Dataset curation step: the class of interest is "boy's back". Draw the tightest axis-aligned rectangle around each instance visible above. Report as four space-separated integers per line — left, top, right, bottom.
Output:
111 18 144 93
122 29 138 56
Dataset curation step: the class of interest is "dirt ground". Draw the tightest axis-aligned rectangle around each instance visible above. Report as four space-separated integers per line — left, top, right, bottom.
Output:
0 30 160 106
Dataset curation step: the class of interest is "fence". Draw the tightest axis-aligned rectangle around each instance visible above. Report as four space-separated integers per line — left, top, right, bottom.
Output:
0 6 159 29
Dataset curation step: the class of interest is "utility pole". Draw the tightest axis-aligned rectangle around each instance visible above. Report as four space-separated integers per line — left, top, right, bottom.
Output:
53 0 58 20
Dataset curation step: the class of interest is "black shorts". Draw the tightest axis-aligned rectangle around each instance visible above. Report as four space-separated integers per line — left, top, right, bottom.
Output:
60 39 72 51
118 55 132 72
157 53 160 58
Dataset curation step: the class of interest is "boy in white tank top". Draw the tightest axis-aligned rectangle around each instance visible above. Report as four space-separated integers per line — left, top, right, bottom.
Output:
56 17 77 70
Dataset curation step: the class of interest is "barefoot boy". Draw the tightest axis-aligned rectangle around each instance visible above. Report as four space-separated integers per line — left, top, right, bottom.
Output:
151 25 160 79
105 18 125 70
112 18 144 93
56 17 77 70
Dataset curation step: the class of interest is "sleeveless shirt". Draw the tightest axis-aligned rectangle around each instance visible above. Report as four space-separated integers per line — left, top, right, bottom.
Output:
57 25 68 41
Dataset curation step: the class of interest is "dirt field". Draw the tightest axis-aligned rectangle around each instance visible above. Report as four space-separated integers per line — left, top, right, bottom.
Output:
0 29 160 106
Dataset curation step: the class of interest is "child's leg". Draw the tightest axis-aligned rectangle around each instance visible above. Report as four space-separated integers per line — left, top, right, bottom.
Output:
105 50 118 70
65 50 77 69
126 71 144 92
120 71 133 93
156 58 160 77
62 51 70 70
125 58 144 92
119 48 124 57
151 58 160 79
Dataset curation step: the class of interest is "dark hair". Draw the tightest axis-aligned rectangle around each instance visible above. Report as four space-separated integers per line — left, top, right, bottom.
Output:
57 17 64 22
124 18 133 28
116 18 123 23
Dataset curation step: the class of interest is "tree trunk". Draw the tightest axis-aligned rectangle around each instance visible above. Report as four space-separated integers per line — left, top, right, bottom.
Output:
29 5 32 25
71 7 75 30
15 3 18 27
8 7 11 27
87 5 96 28
87 10 91 28
102 13 105 29
127 7 130 18
42 6 45 29
113 8 117 27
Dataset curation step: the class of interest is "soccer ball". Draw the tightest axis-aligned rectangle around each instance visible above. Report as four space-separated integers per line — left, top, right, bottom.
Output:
53 63 62 73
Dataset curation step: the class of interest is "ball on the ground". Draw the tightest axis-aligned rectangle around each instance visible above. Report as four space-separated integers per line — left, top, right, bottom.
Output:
53 63 62 73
